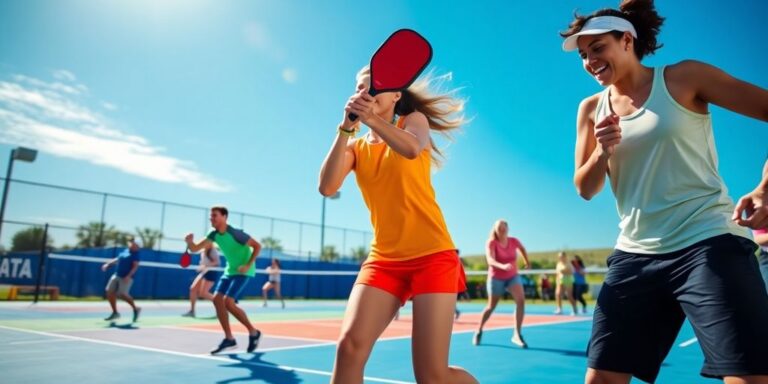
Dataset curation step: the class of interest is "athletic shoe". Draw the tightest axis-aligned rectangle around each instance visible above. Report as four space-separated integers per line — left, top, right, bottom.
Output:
455 309 461 321
104 312 120 321
181 310 195 318
512 334 528 349
247 330 262 353
262 302 267 307
472 330 482 346
281 301 285 309
210 338 237 354
554 308 563 315
132 307 142 323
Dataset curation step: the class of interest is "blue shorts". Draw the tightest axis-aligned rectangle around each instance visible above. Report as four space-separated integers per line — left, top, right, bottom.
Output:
214 275 251 301
588 234 768 382
487 275 522 297
203 270 220 282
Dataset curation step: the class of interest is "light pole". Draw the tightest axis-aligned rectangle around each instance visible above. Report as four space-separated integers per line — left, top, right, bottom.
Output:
319 192 340 260
0 147 38 245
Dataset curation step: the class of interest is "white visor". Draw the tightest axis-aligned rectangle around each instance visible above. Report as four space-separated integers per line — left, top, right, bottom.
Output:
562 16 637 51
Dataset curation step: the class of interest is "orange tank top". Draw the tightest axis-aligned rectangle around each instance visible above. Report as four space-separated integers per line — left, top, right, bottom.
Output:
352 117 455 261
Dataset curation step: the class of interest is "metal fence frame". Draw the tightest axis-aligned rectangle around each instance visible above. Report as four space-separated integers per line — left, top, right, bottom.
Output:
0 177 372 260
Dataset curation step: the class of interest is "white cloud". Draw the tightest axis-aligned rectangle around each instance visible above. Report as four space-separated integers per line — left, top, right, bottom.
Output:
0 82 98 124
0 73 232 192
13 75 85 95
281 68 298 84
102 101 118 111
52 69 77 82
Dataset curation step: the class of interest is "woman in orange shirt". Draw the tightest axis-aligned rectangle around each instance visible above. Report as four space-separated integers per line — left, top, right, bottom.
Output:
319 67 477 384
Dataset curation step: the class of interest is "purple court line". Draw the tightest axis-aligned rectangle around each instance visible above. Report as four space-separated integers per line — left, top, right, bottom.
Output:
160 325 337 348
162 315 593 354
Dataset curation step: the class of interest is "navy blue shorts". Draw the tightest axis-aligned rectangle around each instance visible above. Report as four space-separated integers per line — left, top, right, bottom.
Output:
759 249 768 293
588 234 768 382
203 270 220 282
214 275 251 301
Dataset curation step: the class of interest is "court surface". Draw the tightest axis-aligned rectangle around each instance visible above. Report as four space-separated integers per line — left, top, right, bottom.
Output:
0 300 713 383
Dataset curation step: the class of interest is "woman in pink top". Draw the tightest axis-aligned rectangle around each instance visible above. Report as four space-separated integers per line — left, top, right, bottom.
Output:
473 220 530 348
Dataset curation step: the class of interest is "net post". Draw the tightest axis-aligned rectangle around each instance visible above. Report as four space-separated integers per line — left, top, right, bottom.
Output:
33 223 49 303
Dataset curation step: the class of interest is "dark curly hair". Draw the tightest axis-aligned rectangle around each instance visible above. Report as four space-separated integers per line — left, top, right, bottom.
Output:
560 0 665 60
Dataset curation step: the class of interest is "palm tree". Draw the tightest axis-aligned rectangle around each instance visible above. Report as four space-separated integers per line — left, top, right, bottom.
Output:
75 222 131 248
11 227 53 252
350 246 368 262
76 222 114 247
260 236 283 251
107 230 131 247
321 245 339 262
136 227 163 249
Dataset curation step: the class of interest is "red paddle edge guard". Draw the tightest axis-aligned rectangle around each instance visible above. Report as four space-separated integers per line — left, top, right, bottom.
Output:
348 29 433 121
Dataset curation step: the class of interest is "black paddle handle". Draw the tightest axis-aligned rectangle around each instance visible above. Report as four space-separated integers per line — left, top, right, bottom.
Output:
347 88 378 122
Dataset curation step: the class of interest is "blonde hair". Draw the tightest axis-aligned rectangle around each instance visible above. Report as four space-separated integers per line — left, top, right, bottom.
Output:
488 220 507 242
357 66 467 167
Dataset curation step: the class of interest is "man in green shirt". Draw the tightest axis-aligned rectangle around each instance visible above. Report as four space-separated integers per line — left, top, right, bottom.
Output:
186 205 263 354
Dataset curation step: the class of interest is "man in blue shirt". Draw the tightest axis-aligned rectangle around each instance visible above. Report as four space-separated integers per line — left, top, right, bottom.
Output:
101 238 142 322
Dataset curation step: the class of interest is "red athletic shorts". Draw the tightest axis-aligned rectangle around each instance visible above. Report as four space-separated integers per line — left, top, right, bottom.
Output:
355 250 467 305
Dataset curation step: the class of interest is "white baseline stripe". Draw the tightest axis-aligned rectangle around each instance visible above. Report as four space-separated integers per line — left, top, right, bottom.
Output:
8 338 78 346
0 325 413 384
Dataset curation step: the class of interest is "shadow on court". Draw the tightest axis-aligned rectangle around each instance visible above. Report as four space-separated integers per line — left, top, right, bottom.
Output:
107 322 139 330
483 343 587 357
216 353 302 384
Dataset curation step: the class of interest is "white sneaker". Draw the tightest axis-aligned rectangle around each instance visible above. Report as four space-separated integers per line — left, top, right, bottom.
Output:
511 334 528 349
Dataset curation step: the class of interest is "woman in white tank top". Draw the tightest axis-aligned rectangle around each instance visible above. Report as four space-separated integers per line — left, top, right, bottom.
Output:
262 258 285 309
561 1 768 383
182 246 221 318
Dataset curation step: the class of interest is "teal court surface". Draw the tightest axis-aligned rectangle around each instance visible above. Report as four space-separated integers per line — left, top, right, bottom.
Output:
1 300 712 383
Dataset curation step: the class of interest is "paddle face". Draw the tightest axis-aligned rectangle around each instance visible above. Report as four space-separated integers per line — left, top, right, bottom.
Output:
179 249 191 268
349 29 432 121
370 29 432 94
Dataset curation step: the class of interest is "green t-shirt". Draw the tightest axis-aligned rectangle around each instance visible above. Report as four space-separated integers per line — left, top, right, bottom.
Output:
206 225 256 277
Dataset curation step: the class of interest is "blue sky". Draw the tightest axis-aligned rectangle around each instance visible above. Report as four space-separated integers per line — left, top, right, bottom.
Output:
0 0 766 256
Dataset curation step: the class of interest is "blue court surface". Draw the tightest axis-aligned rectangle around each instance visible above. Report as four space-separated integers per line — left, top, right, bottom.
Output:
0 300 714 383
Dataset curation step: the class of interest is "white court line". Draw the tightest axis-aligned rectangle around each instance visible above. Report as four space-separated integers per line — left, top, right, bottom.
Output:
678 337 698 348
379 316 594 343
8 338 78 346
0 325 413 384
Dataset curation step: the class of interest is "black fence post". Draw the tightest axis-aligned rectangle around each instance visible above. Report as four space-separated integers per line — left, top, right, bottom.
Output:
33 223 49 303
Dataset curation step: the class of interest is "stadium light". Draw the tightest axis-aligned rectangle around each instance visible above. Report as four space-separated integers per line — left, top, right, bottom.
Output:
0 147 39 245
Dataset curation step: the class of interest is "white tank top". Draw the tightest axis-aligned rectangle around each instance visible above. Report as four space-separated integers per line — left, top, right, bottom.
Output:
200 247 220 267
595 66 750 254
